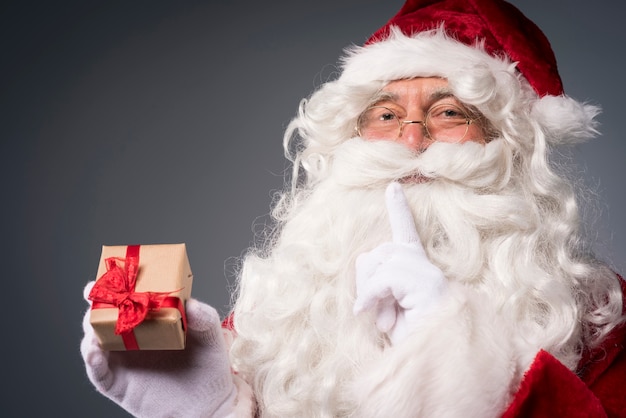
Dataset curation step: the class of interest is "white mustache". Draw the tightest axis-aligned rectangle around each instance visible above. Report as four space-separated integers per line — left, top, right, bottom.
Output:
330 138 512 190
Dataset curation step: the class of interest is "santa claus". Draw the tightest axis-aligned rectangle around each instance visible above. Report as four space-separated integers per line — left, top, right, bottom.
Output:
81 0 626 416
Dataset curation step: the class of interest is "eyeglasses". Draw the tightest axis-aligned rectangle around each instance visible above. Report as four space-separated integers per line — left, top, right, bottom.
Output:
356 103 476 143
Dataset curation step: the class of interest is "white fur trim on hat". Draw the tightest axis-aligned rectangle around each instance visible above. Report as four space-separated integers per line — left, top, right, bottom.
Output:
340 27 512 86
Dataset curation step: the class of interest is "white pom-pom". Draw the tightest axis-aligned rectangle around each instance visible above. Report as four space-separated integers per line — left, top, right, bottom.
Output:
531 95 601 145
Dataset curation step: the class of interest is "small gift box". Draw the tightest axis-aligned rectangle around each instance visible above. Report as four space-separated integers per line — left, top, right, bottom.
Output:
88 243 193 351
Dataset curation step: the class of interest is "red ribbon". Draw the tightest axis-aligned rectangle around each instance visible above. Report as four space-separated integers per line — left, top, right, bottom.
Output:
89 245 187 350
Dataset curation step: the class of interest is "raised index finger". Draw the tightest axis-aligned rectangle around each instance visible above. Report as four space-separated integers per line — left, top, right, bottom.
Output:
385 182 420 244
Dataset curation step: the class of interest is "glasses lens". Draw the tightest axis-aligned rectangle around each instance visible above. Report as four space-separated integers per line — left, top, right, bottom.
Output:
425 104 470 142
357 106 400 140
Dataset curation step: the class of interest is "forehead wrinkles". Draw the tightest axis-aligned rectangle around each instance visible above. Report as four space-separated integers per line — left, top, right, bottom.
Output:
367 86 456 108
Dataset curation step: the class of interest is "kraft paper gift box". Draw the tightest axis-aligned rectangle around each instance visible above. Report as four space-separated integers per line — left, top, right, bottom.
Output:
88 243 193 351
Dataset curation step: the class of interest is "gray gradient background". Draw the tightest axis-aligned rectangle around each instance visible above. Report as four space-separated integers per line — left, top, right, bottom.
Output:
2 1 625 416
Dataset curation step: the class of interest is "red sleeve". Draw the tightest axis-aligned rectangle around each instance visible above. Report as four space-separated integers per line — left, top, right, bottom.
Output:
503 275 626 418
586 342 626 418
502 350 607 418
580 275 626 417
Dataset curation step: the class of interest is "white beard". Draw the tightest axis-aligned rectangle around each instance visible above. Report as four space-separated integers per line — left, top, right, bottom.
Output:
231 138 585 417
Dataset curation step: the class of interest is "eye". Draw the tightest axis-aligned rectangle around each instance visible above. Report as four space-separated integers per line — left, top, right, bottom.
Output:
362 106 401 124
378 110 397 122
428 104 468 121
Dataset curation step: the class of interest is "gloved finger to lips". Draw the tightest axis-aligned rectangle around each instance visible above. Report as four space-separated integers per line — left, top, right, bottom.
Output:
385 182 422 248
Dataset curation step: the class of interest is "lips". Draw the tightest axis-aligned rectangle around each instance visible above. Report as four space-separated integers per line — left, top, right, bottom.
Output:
399 174 431 184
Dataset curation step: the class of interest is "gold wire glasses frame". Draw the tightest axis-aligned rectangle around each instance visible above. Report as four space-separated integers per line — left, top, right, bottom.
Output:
356 103 476 143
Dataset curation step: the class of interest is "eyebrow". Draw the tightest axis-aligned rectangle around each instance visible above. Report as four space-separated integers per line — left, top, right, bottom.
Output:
367 90 398 104
428 88 455 104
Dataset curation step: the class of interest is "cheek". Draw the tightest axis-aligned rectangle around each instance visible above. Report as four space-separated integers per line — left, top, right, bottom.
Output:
363 137 395 144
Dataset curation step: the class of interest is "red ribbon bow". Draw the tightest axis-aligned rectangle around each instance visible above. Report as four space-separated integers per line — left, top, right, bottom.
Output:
88 245 175 335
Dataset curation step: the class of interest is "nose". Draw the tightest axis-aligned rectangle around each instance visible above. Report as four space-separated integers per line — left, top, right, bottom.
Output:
398 121 431 151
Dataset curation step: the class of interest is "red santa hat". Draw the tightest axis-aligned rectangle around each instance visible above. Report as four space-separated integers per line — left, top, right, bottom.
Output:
337 0 599 144
366 0 562 97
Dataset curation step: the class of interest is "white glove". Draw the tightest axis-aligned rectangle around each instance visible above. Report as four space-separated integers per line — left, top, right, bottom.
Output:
353 182 448 346
80 282 237 418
